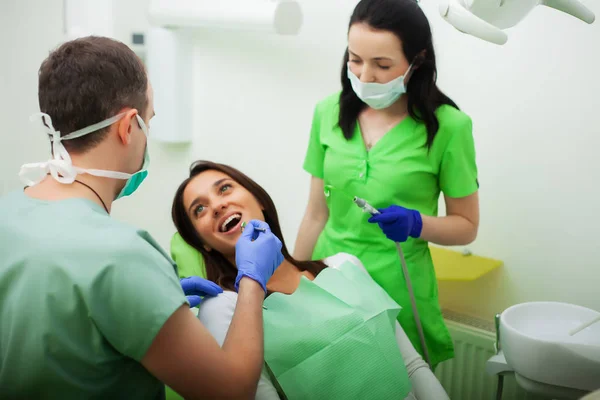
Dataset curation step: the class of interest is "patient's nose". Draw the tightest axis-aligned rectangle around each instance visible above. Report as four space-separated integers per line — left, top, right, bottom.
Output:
213 201 228 217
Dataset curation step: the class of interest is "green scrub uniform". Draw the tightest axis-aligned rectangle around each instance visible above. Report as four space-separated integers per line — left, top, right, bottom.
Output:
303 92 478 368
0 190 188 399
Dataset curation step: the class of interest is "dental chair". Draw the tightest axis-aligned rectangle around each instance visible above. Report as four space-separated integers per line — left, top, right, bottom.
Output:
170 232 207 279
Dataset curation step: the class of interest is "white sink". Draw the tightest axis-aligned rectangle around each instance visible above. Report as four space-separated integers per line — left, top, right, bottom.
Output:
500 301 600 392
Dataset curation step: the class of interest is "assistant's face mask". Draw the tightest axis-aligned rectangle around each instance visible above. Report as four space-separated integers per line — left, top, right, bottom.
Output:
20 112 150 200
347 63 414 110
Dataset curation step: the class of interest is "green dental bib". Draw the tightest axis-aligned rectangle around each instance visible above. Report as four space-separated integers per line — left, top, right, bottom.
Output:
263 261 411 399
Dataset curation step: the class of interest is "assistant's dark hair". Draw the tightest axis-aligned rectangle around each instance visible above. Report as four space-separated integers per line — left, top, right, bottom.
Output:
172 160 327 291
339 0 458 149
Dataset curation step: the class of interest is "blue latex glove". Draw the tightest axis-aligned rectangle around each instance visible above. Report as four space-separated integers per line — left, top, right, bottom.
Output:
180 276 223 308
368 205 423 243
234 219 284 293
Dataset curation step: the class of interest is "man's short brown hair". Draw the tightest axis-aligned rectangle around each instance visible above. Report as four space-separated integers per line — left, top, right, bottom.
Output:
38 36 148 153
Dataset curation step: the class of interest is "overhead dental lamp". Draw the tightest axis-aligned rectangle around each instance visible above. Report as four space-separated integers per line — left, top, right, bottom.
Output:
439 0 596 45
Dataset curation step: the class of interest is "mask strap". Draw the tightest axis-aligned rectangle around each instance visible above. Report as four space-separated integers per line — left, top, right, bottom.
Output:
28 113 74 182
61 112 128 141
74 167 132 180
402 62 417 87
29 111 128 145
135 115 149 137
27 112 128 184
406 50 427 79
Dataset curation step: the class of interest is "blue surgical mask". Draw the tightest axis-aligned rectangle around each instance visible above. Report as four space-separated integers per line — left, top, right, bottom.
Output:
20 112 150 200
347 63 414 110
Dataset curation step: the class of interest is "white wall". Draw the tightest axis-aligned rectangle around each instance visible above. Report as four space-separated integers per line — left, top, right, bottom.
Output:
430 1 600 318
0 0 64 196
2 0 599 322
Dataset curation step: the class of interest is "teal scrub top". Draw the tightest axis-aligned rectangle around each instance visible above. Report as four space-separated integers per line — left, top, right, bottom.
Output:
0 190 188 399
303 92 479 368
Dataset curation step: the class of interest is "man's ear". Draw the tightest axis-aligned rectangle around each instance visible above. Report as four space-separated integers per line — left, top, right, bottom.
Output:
116 109 139 145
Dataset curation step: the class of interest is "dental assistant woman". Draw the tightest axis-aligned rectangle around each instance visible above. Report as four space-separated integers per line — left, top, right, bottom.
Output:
294 0 480 369
0 36 283 399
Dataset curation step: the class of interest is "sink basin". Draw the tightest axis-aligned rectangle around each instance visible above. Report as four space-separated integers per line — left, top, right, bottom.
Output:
500 301 600 392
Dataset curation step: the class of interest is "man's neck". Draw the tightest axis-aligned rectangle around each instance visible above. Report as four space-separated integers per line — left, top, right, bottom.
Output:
24 175 116 213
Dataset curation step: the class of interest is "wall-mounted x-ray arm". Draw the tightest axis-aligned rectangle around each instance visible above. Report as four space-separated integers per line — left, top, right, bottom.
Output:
148 0 303 36
146 0 304 144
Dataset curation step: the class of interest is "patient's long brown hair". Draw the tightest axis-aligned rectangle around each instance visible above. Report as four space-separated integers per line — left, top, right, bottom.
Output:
172 160 327 291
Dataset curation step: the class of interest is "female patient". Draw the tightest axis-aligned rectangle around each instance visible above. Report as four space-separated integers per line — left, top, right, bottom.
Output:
171 160 449 400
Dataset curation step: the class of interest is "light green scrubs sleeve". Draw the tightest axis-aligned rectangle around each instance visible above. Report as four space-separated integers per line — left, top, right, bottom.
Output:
302 103 325 179
438 113 479 198
89 239 188 362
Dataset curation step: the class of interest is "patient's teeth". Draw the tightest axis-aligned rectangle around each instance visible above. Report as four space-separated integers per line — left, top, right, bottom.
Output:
221 214 241 232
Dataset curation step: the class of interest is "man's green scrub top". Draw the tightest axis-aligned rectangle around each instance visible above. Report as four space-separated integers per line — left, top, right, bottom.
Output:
302 92 479 367
0 190 188 399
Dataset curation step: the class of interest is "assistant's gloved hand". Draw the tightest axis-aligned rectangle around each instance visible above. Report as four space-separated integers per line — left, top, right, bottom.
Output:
368 205 423 243
234 219 284 293
180 276 224 308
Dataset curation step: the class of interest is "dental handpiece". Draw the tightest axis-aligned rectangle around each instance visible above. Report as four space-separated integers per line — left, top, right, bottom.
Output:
353 196 432 369
353 196 380 215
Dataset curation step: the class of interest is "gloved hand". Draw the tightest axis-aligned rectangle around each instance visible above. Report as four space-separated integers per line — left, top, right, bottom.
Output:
368 205 423 243
235 219 284 293
180 276 224 308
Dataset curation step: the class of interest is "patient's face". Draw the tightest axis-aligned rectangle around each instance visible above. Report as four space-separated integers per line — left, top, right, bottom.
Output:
183 169 265 258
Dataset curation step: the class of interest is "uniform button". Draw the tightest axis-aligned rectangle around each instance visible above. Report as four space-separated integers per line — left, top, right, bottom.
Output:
359 173 364 178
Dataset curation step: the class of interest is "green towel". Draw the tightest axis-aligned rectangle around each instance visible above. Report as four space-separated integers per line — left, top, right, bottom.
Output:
263 261 411 399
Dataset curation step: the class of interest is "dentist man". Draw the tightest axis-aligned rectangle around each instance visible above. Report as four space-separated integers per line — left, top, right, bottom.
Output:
0 36 283 399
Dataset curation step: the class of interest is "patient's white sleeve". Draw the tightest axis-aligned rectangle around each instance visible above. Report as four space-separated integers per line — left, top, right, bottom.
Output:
324 252 450 400
394 321 450 399
197 292 280 400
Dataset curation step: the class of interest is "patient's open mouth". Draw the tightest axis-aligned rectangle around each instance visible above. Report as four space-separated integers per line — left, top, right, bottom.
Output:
220 213 242 233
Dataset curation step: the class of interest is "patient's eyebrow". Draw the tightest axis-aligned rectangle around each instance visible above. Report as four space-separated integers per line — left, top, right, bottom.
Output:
212 178 228 189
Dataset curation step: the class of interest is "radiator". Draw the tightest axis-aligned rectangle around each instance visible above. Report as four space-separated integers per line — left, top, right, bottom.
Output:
434 309 547 400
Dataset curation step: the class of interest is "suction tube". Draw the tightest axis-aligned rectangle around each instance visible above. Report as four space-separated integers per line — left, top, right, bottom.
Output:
354 196 432 369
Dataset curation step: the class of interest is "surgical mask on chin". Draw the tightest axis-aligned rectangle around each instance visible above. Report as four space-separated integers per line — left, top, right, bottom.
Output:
20 112 150 200
347 63 413 110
